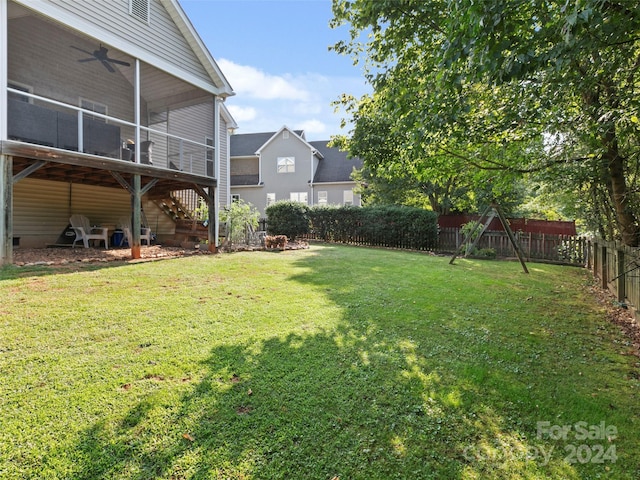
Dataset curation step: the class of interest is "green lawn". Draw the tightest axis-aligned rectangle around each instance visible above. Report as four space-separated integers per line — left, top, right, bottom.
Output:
1 245 639 479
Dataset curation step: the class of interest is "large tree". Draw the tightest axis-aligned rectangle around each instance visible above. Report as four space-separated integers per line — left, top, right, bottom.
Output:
331 0 640 245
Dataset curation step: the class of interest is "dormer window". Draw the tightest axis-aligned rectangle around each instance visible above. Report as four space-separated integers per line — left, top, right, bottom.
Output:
130 0 150 24
277 156 295 173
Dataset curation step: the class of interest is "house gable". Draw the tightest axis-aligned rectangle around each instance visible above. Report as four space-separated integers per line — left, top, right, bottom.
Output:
12 0 233 96
255 126 313 156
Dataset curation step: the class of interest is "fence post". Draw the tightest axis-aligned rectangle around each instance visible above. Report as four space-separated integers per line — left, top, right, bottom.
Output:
617 246 626 303
601 243 608 290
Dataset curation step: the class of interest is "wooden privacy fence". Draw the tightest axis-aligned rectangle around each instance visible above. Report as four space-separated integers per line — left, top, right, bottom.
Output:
438 228 587 265
298 221 588 266
589 238 640 313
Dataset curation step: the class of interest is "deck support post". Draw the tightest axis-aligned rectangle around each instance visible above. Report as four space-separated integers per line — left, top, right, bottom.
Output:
208 186 217 253
0 154 13 265
131 173 141 259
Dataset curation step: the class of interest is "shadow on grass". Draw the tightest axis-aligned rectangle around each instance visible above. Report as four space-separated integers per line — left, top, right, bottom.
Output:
0 255 188 281
64 246 635 479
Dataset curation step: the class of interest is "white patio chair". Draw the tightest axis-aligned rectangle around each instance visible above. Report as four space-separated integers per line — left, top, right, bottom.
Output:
117 217 152 246
69 215 109 249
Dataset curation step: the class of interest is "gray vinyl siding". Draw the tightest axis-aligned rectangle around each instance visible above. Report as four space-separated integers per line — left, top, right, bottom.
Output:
165 103 214 176
167 103 214 145
315 184 361 207
41 0 211 84
229 187 266 216
258 134 314 211
218 116 229 209
8 15 136 124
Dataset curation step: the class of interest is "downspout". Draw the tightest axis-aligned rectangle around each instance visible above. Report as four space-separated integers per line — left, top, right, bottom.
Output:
212 96 221 252
131 58 142 258
309 150 315 206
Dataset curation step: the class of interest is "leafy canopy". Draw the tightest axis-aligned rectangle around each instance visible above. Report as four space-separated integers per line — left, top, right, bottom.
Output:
331 0 640 243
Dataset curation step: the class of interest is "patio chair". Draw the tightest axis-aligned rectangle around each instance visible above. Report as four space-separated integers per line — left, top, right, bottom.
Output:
140 140 153 165
117 217 153 246
69 215 109 249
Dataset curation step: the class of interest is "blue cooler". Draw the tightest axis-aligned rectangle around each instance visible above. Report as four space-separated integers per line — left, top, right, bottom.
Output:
111 230 125 247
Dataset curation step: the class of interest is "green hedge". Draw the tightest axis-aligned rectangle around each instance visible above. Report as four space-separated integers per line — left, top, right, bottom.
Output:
307 205 438 250
265 201 310 241
265 203 438 249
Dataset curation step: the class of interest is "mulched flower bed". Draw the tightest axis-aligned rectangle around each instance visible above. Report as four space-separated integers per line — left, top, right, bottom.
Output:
12 245 211 266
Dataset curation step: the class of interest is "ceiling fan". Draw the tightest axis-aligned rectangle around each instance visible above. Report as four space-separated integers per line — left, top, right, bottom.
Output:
71 44 130 73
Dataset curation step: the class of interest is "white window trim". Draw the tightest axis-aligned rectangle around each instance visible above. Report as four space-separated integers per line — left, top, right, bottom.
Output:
290 192 308 204
80 97 108 122
343 190 354 206
318 191 328 205
277 156 295 173
205 136 214 161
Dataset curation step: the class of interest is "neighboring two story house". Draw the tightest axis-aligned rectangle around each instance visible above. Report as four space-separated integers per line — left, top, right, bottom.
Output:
229 126 362 216
0 0 236 264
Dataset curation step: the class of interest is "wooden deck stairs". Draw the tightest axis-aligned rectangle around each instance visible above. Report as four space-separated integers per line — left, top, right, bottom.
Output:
152 193 192 222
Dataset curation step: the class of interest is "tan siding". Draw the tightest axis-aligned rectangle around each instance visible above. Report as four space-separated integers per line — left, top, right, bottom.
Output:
47 0 211 84
142 199 176 237
13 179 71 247
12 178 175 247
13 178 131 247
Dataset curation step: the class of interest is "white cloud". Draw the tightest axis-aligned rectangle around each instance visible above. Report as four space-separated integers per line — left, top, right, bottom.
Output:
219 58 310 101
292 101 323 116
297 119 327 136
217 59 372 140
226 105 257 122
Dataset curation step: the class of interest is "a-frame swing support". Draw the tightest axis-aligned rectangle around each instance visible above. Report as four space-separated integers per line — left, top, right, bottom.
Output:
449 203 529 274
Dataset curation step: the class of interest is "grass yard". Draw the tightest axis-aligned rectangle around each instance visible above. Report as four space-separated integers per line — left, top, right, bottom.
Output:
1 244 639 479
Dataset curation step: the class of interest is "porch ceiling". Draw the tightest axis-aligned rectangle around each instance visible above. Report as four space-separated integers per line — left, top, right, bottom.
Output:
6 143 215 199
8 5 211 114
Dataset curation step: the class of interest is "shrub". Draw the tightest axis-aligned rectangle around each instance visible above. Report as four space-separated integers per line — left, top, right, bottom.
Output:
307 205 438 250
266 201 310 241
220 200 260 245
476 248 497 258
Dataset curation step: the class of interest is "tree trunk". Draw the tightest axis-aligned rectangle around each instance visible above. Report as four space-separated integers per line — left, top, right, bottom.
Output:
582 78 639 246
605 143 639 246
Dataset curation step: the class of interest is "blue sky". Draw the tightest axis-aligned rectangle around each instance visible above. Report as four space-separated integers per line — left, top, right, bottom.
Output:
180 0 371 140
